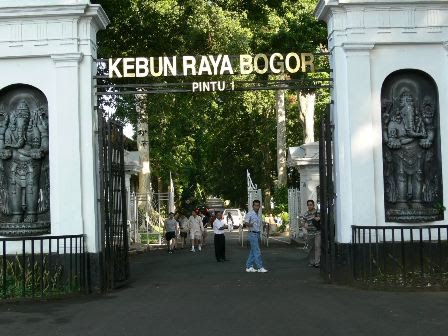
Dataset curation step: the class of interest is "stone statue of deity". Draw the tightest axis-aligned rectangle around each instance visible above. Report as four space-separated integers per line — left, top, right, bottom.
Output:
382 74 443 222
0 88 50 235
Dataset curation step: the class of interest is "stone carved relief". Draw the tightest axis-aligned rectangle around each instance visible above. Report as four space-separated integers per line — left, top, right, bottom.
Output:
382 70 443 222
0 85 50 235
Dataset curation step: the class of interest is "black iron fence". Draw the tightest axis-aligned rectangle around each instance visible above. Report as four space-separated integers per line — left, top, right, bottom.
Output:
0 235 86 299
352 225 448 289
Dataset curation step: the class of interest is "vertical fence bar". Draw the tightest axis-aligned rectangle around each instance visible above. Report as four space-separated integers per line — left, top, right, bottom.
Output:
375 228 379 276
362 228 366 280
69 237 73 290
57 238 60 257
22 240 26 297
75 236 78 289
64 237 67 291
81 236 86 292
40 239 44 298
368 228 372 277
391 229 396 284
2 241 6 298
49 238 52 292
400 228 405 283
31 239 35 298
438 227 442 272
428 227 432 275
410 228 414 276
419 228 424 275
382 228 386 275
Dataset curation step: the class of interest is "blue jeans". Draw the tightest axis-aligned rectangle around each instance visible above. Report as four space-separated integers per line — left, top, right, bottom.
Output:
246 232 263 269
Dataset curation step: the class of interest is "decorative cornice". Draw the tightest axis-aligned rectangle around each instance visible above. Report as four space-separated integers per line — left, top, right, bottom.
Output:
342 43 375 52
315 0 339 22
86 4 110 31
0 5 87 19
51 52 83 67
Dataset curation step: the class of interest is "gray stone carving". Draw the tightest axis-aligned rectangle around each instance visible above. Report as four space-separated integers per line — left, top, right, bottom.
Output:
0 85 50 235
382 70 443 222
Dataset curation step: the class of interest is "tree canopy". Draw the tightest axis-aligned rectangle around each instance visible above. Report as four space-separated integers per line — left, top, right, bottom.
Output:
93 0 328 210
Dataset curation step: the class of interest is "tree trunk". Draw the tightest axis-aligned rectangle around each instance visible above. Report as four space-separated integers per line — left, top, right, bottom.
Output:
136 94 151 195
275 88 287 187
264 190 272 214
298 92 316 144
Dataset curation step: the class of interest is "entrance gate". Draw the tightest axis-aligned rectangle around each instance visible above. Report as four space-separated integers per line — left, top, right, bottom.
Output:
94 53 332 287
318 106 335 281
98 110 129 290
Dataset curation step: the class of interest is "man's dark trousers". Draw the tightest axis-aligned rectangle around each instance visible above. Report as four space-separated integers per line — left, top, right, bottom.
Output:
214 234 225 261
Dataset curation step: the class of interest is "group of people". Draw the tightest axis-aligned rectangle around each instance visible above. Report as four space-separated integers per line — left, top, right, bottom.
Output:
163 198 321 272
163 210 207 253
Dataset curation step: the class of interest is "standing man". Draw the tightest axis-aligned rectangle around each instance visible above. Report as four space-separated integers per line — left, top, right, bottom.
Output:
164 212 179 254
188 210 204 252
244 200 268 273
213 211 228 262
300 200 321 268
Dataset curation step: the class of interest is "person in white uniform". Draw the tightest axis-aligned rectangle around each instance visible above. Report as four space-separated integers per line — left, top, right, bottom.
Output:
188 210 204 252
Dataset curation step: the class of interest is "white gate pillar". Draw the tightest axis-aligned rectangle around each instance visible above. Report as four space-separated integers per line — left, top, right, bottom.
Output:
0 1 109 255
316 0 448 244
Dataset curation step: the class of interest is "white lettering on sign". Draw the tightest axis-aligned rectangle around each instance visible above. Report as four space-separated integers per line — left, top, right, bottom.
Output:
107 52 316 78
191 81 234 92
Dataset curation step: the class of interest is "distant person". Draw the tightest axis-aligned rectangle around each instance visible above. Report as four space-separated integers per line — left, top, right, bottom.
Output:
300 200 321 268
164 212 179 254
200 211 208 247
188 210 204 252
265 213 276 234
243 200 268 273
226 212 234 232
213 211 228 262
178 213 189 249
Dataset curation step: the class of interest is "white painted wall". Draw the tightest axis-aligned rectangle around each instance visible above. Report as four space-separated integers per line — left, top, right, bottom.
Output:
316 0 448 243
0 1 109 252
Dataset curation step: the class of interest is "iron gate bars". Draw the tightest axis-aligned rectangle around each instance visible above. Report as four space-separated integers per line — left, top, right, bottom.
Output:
352 225 448 288
319 105 335 281
98 110 129 290
0 234 86 299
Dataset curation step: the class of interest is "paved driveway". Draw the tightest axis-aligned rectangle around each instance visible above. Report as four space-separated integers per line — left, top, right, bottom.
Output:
1 231 447 336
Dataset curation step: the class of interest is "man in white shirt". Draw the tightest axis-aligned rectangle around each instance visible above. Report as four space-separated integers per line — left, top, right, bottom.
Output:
213 211 228 262
188 210 204 252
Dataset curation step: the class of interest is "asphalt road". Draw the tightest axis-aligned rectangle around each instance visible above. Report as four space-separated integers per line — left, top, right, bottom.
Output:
1 230 447 336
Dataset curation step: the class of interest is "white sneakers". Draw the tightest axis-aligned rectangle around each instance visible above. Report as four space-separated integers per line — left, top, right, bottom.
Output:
198 245 202 251
190 247 195 252
246 267 268 273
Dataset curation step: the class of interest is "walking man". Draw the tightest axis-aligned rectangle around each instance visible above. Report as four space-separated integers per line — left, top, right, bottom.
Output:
244 200 268 273
164 212 179 253
188 210 204 252
213 211 228 262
